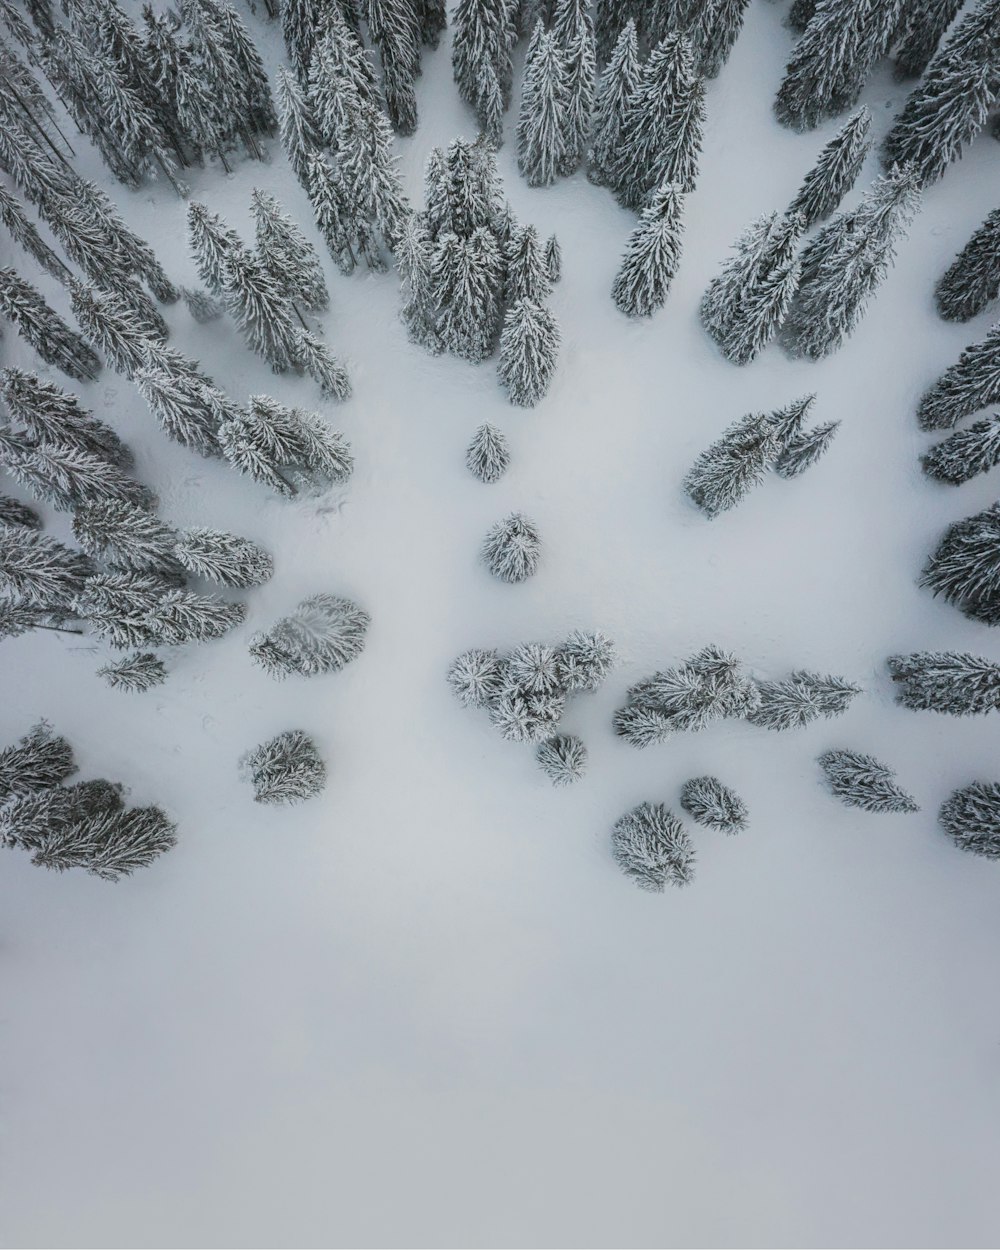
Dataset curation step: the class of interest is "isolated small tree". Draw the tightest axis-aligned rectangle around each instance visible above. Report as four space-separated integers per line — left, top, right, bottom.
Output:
0 369 131 467
0 269 100 381
556 629 616 691
589 19 640 186
921 416 1000 485
774 421 840 478
481 512 541 582
938 781 1000 858
536 733 587 784
251 188 329 312
72 500 180 576
818 749 919 813
935 210 1000 323
612 181 684 318
748 671 861 730
612 801 695 891
0 721 76 802
466 422 510 483
244 729 326 803
0 526 93 610
517 24 567 188
174 527 274 588
920 503 1000 624
498 298 560 406
680 775 748 833
249 593 370 678
888 651 1000 715
893 0 964 78
788 107 872 229
448 646 504 707
97 651 167 692
917 324 1000 430
684 411 781 518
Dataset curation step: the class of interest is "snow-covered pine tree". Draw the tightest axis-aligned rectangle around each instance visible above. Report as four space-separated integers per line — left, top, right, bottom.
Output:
222 249 301 373
466 422 510 483
536 733 587 784
416 0 447 46
505 223 552 304
615 644 757 743
545 233 561 280
690 0 749 79
917 323 1000 430
305 153 356 274
0 184 72 283
133 367 223 457
0 496 40 530
481 512 541 582
920 502 1000 624
0 269 100 381
594 0 631 64
774 0 904 132
938 781 1000 858
174 526 273 588
774 420 840 477
788 107 872 229
0 369 130 467
448 646 504 706
74 568 170 647
26 796 177 880
67 279 152 379
141 584 247 645
783 163 922 360
892 0 963 79
279 0 323 80
888 651 1000 715
921 415 1000 485
366 0 421 135
683 411 782 518
73 498 180 575
517 23 567 187
0 721 76 802
218 395 353 496
293 330 352 402
0 525 93 610
612 181 685 317
276 66 321 187
251 189 329 314
201 0 277 142
249 593 369 678
244 729 326 803
489 685 565 744
589 18 640 187
397 213 442 351
747 670 861 730
680 775 748 832
553 0 596 175
0 431 152 513
187 201 246 298
935 210 1000 323
433 228 503 362
97 650 167 692
881 0 1000 185
452 0 517 127
498 297 559 406
174 52 231 171
818 748 919 813
555 628 616 691
612 801 695 890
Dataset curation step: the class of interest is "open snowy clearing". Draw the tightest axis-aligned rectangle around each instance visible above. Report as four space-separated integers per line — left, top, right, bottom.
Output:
2 1 1000 1246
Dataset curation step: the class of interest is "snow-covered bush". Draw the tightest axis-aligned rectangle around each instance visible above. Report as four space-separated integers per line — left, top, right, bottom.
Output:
481 513 541 583
680 776 748 833
818 750 919 814
250 594 370 679
938 782 1000 859
536 734 587 785
243 730 326 804
611 801 695 891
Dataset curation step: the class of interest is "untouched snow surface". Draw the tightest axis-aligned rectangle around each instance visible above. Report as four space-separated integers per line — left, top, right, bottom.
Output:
3 4 1000 1247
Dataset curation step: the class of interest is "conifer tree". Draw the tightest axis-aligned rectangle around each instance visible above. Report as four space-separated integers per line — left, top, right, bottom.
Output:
251 189 329 314
0 269 100 381
505 224 552 305
249 593 370 678
244 729 326 803
0 526 93 610
935 210 1000 323
452 0 517 127
276 66 321 186
939 781 1000 858
888 651 1000 715
0 496 40 530
76 568 172 647
397 214 442 351
305 153 356 274
417 0 447 46
175 526 273 588
498 298 560 406
132 368 223 458
614 644 758 743
181 287 224 323
684 411 781 518
433 228 503 362
0 721 76 802
279 0 324 80
97 651 167 692
920 502 1000 624
921 416 1000 485
594 0 632 64
680 775 748 833
366 0 421 135
0 184 72 283
774 420 840 478
466 422 510 483
788 107 872 230
818 749 919 813
223 250 301 373
881 0 1000 185
556 628 616 691
27 797 177 880
72 499 181 577
202 0 277 140
174 55 231 170
612 801 695 890
545 233 562 281
783 164 921 360
691 0 749 78
448 646 504 707
294 330 352 402
0 369 131 467
66 280 150 380
517 24 567 187
892 0 963 79
553 0 596 175
140 584 247 645
187 201 247 298
218 395 353 496
747 671 860 730
612 181 685 317
0 432 152 514
536 733 587 784
589 19 640 187
481 512 541 582
917 323 1000 430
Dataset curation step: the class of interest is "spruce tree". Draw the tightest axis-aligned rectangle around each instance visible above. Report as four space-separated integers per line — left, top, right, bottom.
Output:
305 153 356 275
612 801 695 890
98 651 167 691
448 646 504 707
691 0 750 79
417 0 447 46
594 0 631 64
683 411 781 517
680 775 748 832
67 279 153 379
0 269 100 381
556 629 616 691
505 224 552 305
0 432 152 513
939 781 1000 858
223 249 301 373
31 799 177 880
0 368 131 467
614 644 758 742
545 233 562 281
881 0 1000 186
249 593 370 678
366 0 421 135
709 213 803 364
481 512 541 582
0 721 76 802
181 287 224 323
920 502 1000 624
935 210 1000 323
747 671 860 730
612 181 685 317
133 368 223 457
893 0 963 79
433 228 503 362
0 184 72 283
0 496 40 530
517 24 567 188
783 163 922 360
73 499 181 577
452 0 517 128
218 396 353 496
76 568 175 647
397 214 442 351
774 420 840 478
0 526 93 610
788 107 872 230
553 0 596 175
276 66 321 187
921 415 1000 485
498 298 560 406
589 18 640 187
141 584 247 645
917 323 1000 430
888 651 1000 715
294 330 352 402
175 526 274 588
251 189 329 313
466 422 510 483
818 749 919 813
536 733 587 784
244 729 326 803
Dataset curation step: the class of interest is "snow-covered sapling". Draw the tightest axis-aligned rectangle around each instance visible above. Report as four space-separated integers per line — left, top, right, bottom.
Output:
466 422 510 483
536 733 587 785
448 647 505 707
249 593 370 679
556 629 617 692
818 749 919 813
545 234 562 282
938 781 1000 859
748 671 861 730
680 775 748 833
244 729 326 804
481 512 541 582
888 651 1000 715
97 651 167 692
612 801 695 891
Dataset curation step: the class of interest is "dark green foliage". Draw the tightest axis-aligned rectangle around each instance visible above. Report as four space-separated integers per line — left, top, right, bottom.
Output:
818 749 919 813
612 801 695 890
939 781 1000 858
244 729 326 804
680 775 748 833
888 651 1000 715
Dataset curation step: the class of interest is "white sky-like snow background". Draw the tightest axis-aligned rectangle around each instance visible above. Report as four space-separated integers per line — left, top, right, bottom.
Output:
2 2 1000 1246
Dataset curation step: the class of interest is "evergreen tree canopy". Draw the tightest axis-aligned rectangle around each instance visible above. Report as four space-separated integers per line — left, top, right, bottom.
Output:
888 651 1000 715
612 801 695 890
935 209 1000 323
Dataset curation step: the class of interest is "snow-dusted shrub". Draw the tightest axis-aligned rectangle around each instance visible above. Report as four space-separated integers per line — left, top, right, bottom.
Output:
244 730 326 804
818 749 919 813
680 776 748 833
481 512 541 583
249 594 370 679
612 801 695 891
447 648 504 707
536 734 587 785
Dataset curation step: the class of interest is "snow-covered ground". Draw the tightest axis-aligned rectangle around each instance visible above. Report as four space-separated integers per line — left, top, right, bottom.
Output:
3 4 1000 1246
